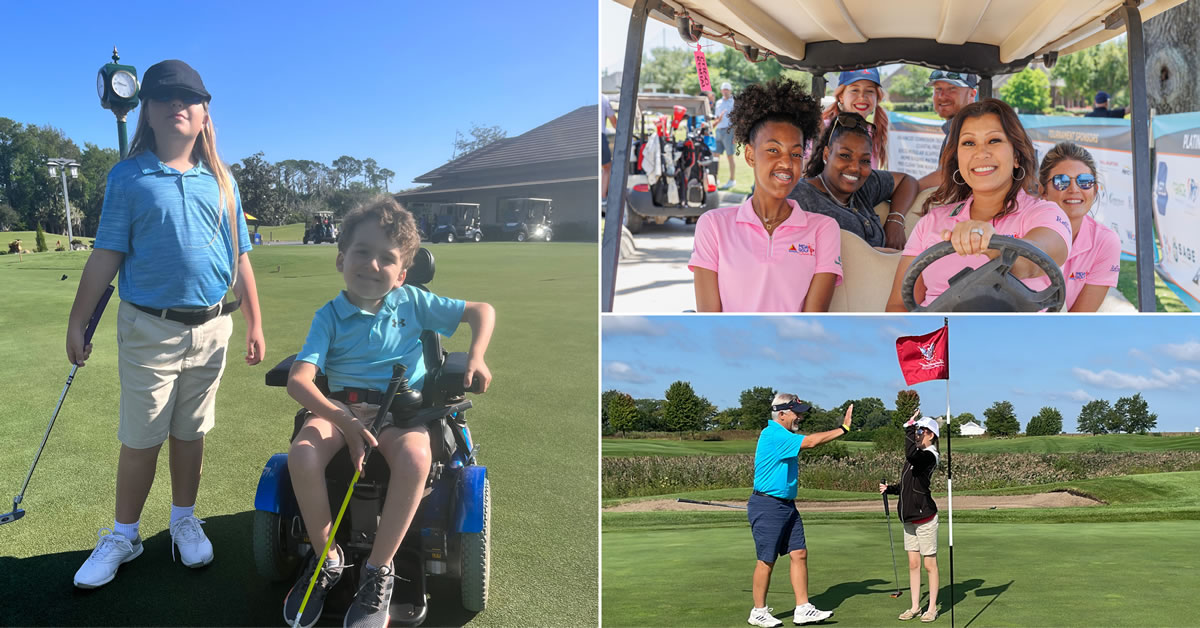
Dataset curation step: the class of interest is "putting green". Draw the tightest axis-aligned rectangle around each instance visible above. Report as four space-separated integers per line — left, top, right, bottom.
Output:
602 516 1200 627
0 242 597 626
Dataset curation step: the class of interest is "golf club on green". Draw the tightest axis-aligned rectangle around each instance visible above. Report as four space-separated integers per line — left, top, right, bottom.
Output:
881 478 902 598
1 285 114 526
291 362 408 628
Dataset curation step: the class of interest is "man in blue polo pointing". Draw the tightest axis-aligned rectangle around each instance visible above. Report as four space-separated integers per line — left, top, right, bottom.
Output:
747 394 854 627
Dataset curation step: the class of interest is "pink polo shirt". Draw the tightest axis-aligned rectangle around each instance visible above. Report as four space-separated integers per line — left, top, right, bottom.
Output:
1062 215 1121 310
902 190 1072 307
689 197 843 312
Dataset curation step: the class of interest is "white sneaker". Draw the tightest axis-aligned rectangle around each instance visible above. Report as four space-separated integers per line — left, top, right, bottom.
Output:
73 528 143 588
170 514 214 567
748 606 783 627
793 603 833 625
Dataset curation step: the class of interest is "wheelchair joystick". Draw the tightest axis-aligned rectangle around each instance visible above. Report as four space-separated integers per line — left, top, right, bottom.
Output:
387 363 423 423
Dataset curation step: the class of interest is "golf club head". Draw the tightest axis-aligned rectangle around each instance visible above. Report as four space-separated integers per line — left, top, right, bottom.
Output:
0 508 25 525
890 591 902 598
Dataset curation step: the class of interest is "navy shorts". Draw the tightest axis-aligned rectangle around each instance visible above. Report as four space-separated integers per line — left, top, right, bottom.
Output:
748 492 806 563
602 132 612 165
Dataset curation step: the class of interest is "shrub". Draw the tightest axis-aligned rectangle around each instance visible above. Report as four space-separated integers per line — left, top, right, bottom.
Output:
35 225 47 252
7 240 19 254
873 427 905 452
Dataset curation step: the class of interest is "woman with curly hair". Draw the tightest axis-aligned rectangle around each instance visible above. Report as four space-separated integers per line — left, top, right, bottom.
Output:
885 98 1071 311
689 79 842 312
819 68 890 169
1038 142 1121 311
790 110 918 250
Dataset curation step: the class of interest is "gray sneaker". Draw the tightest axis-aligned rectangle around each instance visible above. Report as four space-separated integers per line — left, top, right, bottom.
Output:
284 546 344 628
344 562 404 628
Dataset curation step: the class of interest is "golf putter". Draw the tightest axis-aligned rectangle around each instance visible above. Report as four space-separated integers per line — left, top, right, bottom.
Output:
292 363 408 628
882 478 902 598
2 285 115 526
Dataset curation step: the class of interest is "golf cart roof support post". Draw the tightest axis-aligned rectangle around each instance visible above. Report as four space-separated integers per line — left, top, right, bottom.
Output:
602 0 656 312
978 75 993 100
1119 1 1155 311
810 73 826 101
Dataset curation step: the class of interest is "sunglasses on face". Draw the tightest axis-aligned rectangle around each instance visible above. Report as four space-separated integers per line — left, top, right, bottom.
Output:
1051 173 1097 191
150 90 205 105
832 112 872 134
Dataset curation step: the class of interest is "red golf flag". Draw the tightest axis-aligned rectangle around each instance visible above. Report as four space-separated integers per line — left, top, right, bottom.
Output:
896 326 949 385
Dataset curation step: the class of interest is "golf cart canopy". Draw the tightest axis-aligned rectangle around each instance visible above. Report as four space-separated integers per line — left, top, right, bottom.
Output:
603 0 1181 312
611 0 1184 75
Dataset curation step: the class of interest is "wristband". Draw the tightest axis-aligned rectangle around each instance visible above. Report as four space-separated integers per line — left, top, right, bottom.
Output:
839 424 849 433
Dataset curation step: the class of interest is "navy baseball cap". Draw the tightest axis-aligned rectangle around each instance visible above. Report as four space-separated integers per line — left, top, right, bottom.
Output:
772 399 811 414
139 60 211 103
839 68 881 87
1095 91 1110 104
927 70 978 89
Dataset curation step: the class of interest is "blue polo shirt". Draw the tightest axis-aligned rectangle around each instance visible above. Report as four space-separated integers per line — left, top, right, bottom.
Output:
296 285 466 393
94 151 251 309
752 421 807 499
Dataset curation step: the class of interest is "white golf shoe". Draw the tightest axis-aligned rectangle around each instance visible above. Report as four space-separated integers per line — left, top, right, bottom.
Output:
73 528 143 588
170 514 214 567
793 603 833 624
748 606 783 627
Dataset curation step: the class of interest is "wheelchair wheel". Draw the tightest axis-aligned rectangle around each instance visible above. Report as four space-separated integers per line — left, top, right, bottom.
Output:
460 478 490 612
253 509 300 582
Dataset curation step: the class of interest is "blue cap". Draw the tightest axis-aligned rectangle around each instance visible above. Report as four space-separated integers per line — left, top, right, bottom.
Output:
838 68 881 87
927 70 978 89
1095 91 1109 104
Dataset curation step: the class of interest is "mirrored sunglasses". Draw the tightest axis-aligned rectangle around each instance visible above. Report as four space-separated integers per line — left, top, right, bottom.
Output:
832 113 872 134
150 90 205 105
1051 173 1097 191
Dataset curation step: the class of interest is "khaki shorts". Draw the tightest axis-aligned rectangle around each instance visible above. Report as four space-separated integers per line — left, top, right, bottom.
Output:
903 513 938 556
116 301 234 449
324 399 392 432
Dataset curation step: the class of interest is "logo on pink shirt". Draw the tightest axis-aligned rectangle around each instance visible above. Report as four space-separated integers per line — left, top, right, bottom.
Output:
788 243 816 256
1068 271 1088 281
1109 265 1120 273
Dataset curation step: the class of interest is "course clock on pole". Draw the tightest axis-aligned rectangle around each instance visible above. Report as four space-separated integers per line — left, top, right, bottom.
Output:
97 47 139 159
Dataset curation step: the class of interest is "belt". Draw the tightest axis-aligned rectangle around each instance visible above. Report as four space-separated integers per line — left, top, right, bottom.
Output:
132 299 241 326
330 387 392 406
752 490 791 502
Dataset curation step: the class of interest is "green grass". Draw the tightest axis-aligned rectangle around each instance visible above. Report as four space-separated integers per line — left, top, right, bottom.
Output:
603 517 1200 626
603 472 1200 626
253 221 306 242
0 242 596 626
1117 259 1188 312
603 433 1200 457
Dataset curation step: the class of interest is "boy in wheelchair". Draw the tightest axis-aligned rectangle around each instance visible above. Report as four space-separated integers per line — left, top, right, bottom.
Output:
281 198 495 628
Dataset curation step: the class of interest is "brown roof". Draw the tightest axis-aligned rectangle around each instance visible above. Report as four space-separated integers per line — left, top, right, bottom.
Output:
414 105 598 183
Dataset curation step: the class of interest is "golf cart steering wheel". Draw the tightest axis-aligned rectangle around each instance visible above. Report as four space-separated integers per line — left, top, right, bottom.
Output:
901 235 1066 312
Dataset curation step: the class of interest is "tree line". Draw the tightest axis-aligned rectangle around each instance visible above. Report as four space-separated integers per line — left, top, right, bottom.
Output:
602 382 1158 437
0 116 400 236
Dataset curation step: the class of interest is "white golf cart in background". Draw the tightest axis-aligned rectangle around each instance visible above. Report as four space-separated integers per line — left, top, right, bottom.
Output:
601 0 1185 312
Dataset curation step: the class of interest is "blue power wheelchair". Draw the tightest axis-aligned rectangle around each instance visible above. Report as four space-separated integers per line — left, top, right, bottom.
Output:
251 248 489 626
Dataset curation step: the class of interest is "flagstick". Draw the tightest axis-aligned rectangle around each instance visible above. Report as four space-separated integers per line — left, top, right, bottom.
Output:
944 318 954 628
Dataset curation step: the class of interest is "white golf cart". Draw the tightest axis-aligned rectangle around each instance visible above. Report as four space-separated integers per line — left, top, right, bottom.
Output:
601 0 1184 312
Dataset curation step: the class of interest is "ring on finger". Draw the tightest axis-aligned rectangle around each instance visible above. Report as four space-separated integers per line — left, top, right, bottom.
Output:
970 228 984 236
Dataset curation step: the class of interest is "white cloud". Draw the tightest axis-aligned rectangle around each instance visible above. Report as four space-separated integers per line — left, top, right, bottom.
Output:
1163 341 1200 361
1071 367 1200 390
769 318 831 340
881 325 907 340
603 361 652 383
1067 389 1093 402
761 346 786 362
602 316 667 336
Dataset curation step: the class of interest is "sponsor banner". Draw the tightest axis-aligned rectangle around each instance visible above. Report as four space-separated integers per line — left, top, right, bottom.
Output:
1152 111 1200 309
887 112 945 179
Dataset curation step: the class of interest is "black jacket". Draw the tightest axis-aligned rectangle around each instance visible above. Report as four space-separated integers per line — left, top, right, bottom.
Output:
884 424 939 523
1084 106 1126 118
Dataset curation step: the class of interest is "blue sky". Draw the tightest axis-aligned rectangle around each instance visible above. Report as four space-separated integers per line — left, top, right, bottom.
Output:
603 316 1200 433
3 1 596 188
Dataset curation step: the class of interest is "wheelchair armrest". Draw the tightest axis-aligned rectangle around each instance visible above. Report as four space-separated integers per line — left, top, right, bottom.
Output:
392 400 473 429
265 355 298 387
431 352 485 400
265 353 328 394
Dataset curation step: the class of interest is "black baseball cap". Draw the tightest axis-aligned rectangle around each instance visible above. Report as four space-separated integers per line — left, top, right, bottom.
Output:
139 60 211 103
772 399 811 414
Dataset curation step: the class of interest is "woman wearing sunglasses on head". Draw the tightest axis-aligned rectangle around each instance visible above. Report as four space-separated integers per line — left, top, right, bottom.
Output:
1038 143 1121 312
885 99 1071 311
790 111 918 251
